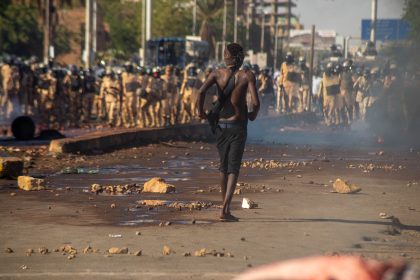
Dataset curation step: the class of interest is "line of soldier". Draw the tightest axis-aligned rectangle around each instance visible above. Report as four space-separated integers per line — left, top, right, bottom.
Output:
0 57 213 129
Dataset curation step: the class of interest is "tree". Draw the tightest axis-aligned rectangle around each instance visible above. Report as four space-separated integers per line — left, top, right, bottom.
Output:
404 0 420 40
0 2 43 57
196 0 226 58
152 0 192 38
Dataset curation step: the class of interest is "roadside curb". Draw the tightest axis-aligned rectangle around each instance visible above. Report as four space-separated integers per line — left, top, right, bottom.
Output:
49 123 213 154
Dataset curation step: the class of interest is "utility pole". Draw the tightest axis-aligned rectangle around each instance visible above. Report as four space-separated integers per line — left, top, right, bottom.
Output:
222 0 227 53
370 0 378 45
233 0 238 42
92 0 97 54
43 0 50 64
309 25 316 112
84 0 92 68
246 3 253 49
146 0 152 41
287 0 291 39
260 11 265 52
192 0 197 36
141 0 146 66
274 21 279 70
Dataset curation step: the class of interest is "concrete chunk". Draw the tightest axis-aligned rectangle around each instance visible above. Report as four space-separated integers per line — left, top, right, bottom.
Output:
143 178 176 193
333 178 361 194
0 157 23 179
17 176 45 191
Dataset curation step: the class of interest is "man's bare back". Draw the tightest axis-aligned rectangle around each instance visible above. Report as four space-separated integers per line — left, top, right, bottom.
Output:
197 68 259 122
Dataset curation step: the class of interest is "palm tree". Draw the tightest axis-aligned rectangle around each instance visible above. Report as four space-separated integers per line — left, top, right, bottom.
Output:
196 0 225 58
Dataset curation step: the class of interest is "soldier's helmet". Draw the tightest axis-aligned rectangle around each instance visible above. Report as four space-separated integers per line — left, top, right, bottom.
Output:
137 66 146 75
251 64 260 75
326 62 334 75
70 65 79 75
38 63 48 74
334 63 342 74
124 62 134 73
262 67 270 75
285 52 294 64
105 66 113 76
152 66 161 78
363 68 371 78
330 44 338 52
298 56 306 68
342 59 353 70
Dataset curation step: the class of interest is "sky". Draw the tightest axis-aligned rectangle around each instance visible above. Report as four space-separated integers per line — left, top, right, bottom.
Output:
294 0 405 37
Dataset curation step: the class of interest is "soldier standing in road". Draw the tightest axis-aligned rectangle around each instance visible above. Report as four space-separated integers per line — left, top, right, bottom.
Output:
278 52 301 113
161 65 179 126
339 60 356 124
318 62 341 126
354 69 371 120
121 62 139 127
258 68 274 116
81 68 97 123
63 65 83 127
100 67 121 127
299 57 311 112
180 64 202 123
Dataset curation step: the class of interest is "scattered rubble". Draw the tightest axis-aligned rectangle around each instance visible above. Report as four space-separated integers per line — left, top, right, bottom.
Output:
59 245 77 255
0 157 23 179
242 198 258 209
17 176 45 191
242 158 311 170
26 249 33 256
90 183 142 195
143 178 176 193
332 178 361 194
347 163 404 173
38 247 49 255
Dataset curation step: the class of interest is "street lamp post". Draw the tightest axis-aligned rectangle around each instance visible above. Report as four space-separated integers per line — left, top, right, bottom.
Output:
193 0 197 36
234 0 238 42
260 10 265 52
222 0 227 53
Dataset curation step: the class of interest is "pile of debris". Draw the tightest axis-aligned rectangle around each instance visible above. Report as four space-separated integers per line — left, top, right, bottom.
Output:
242 158 311 170
137 199 217 210
90 183 142 195
347 163 404 173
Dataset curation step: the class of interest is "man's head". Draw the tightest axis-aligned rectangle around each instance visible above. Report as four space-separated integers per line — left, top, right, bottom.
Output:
224 43 244 70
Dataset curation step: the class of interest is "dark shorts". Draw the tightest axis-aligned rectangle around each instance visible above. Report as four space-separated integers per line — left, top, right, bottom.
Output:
216 121 247 174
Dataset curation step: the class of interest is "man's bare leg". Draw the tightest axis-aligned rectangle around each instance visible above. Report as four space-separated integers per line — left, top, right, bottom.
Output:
220 173 239 221
220 172 228 202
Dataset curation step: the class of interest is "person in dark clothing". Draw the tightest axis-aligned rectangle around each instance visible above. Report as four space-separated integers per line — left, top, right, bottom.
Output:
197 43 260 222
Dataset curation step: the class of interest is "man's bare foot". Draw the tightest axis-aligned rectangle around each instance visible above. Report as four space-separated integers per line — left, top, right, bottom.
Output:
220 213 239 222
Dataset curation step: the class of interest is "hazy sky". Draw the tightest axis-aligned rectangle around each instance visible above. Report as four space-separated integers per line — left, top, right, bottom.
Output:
294 0 405 37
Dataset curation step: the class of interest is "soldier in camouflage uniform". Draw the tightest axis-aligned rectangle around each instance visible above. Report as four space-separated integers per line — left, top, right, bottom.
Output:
299 57 311 112
100 67 121 127
161 65 179 126
121 62 139 127
180 63 202 123
63 65 83 127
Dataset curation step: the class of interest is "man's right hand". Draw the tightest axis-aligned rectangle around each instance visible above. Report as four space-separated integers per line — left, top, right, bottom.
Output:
198 110 207 120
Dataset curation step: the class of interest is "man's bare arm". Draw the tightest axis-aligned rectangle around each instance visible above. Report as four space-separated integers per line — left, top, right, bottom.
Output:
197 71 217 119
247 71 260 121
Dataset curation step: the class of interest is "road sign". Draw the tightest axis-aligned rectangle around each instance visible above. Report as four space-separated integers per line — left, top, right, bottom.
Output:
361 19 410 41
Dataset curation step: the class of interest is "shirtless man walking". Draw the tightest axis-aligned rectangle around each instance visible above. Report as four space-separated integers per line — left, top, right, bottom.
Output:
197 43 260 222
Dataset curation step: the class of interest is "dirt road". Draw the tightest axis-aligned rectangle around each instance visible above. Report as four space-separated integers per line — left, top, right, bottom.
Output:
0 127 419 279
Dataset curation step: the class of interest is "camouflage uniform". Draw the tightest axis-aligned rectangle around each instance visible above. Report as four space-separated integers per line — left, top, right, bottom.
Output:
161 66 179 126
318 69 341 126
100 72 121 126
180 64 202 123
36 70 57 127
279 59 301 112
1 63 20 119
299 58 311 112
121 66 139 127
63 68 83 127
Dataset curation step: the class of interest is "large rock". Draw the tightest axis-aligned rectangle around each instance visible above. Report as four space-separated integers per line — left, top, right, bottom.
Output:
17 176 45 191
333 178 361 194
242 198 258 209
143 178 176 194
0 157 23 179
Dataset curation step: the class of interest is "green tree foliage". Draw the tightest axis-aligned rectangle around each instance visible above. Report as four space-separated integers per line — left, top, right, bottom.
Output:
99 0 142 56
404 0 420 40
0 2 43 57
152 0 193 38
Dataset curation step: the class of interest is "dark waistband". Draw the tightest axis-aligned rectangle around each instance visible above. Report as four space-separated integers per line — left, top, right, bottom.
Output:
218 120 248 129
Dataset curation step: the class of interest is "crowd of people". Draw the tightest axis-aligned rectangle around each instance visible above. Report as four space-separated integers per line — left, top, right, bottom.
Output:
0 57 215 129
0 49 413 131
